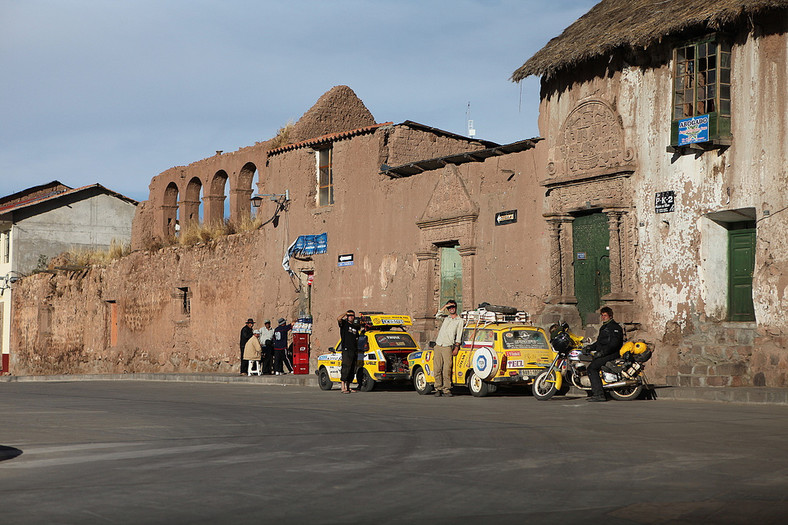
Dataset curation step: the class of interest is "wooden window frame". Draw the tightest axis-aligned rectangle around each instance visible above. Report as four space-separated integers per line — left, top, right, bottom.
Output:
317 147 334 207
670 34 732 147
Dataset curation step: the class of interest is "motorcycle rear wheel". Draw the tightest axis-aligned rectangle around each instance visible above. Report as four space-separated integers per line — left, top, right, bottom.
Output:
533 369 559 400
609 384 643 401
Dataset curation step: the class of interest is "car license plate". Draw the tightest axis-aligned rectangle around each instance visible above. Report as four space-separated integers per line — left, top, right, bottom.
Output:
521 369 541 377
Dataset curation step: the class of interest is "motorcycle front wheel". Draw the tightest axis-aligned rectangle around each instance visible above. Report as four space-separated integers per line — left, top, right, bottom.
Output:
609 384 643 401
533 369 559 400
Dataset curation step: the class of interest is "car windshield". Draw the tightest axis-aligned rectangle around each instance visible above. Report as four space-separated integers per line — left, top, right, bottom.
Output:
374 333 416 349
502 330 549 350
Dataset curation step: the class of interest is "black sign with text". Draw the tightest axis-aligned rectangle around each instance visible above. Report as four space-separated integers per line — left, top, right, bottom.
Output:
495 210 518 226
655 191 675 213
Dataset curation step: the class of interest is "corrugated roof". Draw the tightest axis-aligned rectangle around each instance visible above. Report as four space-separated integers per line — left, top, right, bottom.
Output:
511 0 788 81
380 138 542 178
397 121 500 149
0 181 70 208
267 122 393 156
0 184 138 216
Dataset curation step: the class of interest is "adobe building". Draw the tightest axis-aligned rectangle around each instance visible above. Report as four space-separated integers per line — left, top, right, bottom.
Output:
0 181 137 373
9 86 550 375
511 0 788 387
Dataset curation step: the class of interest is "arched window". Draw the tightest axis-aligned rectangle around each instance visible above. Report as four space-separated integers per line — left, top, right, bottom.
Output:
208 170 229 225
183 177 203 229
234 162 257 222
163 182 179 237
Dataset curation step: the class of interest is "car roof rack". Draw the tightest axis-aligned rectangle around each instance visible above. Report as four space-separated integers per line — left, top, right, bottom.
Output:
461 307 530 325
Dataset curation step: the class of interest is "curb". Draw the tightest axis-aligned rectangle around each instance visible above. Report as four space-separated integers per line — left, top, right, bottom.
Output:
0 372 319 388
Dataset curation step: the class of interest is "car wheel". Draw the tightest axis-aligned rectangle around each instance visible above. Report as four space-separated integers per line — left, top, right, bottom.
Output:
609 384 643 401
318 368 333 391
358 369 375 392
412 367 434 395
467 371 490 397
533 369 558 400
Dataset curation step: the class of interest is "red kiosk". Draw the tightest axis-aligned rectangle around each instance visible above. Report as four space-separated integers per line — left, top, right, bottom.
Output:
292 318 311 375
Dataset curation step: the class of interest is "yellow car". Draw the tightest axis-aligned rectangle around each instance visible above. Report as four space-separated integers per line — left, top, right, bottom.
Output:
316 313 419 392
407 308 556 397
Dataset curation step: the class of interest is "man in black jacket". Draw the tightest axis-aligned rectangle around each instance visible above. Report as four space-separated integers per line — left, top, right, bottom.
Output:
586 306 624 402
239 318 255 375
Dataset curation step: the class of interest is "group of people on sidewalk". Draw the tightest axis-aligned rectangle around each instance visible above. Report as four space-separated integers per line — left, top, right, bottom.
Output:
240 318 293 375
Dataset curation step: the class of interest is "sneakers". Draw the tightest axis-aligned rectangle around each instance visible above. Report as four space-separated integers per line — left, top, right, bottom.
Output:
434 391 443 397
444 391 453 397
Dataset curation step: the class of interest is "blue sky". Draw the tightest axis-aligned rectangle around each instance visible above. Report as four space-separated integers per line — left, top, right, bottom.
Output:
1 0 597 202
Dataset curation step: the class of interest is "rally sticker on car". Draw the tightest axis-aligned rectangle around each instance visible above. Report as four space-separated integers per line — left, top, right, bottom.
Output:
507 359 525 368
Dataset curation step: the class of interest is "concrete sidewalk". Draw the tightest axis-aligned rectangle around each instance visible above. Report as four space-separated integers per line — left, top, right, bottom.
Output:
2 372 787 405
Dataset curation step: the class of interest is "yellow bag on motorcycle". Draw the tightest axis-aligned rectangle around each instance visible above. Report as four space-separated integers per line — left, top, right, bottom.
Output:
619 341 635 357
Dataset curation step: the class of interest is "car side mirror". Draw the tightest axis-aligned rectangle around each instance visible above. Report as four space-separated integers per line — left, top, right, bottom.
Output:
428 341 436 348
328 347 335 353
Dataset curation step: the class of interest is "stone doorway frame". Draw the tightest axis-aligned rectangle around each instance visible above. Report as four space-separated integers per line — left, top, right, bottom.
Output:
540 98 638 328
412 165 478 342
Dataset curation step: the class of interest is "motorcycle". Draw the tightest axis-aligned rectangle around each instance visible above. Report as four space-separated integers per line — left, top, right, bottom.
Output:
533 323 653 401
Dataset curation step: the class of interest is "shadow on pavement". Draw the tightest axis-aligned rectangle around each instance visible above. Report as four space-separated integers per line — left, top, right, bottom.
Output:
0 445 23 462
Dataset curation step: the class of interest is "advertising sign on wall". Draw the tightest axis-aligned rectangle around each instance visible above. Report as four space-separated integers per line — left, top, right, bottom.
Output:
678 114 709 145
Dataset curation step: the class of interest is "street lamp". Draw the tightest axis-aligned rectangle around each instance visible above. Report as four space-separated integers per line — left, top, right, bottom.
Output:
251 190 290 208
0 271 23 295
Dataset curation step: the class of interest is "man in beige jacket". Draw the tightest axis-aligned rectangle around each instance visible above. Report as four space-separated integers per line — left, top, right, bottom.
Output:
433 300 463 397
243 329 263 375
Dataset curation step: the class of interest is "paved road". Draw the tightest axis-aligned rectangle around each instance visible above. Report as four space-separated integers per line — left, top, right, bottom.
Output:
1 381 786 524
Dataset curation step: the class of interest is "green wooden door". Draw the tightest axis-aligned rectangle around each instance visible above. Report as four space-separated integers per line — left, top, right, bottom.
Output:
573 213 610 325
728 228 755 321
440 246 462 311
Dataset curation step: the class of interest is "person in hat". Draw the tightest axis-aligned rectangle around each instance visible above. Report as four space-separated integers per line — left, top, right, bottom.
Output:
258 319 275 374
239 318 255 375
272 318 292 375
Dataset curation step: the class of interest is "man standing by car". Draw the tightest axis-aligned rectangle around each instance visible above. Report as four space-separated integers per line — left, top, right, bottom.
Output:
586 306 624 402
434 300 463 397
337 310 362 394
239 318 255 375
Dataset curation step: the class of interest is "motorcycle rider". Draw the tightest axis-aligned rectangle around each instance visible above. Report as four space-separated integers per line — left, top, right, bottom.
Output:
586 306 624 402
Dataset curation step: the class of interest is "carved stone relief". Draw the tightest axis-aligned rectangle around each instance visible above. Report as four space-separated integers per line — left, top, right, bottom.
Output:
550 176 632 213
546 99 635 181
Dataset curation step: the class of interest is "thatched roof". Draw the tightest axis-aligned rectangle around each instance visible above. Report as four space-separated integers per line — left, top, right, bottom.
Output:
511 0 788 81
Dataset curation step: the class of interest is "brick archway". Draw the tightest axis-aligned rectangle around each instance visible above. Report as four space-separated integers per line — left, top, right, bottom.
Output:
160 182 179 237
205 170 228 226
182 177 202 229
230 163 256 223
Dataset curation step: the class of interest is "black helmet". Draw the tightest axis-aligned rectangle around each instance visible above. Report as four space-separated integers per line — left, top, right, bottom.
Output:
550 331 573 354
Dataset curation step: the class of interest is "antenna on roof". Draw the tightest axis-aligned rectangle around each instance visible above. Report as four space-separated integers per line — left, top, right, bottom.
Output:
466 102 476 138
